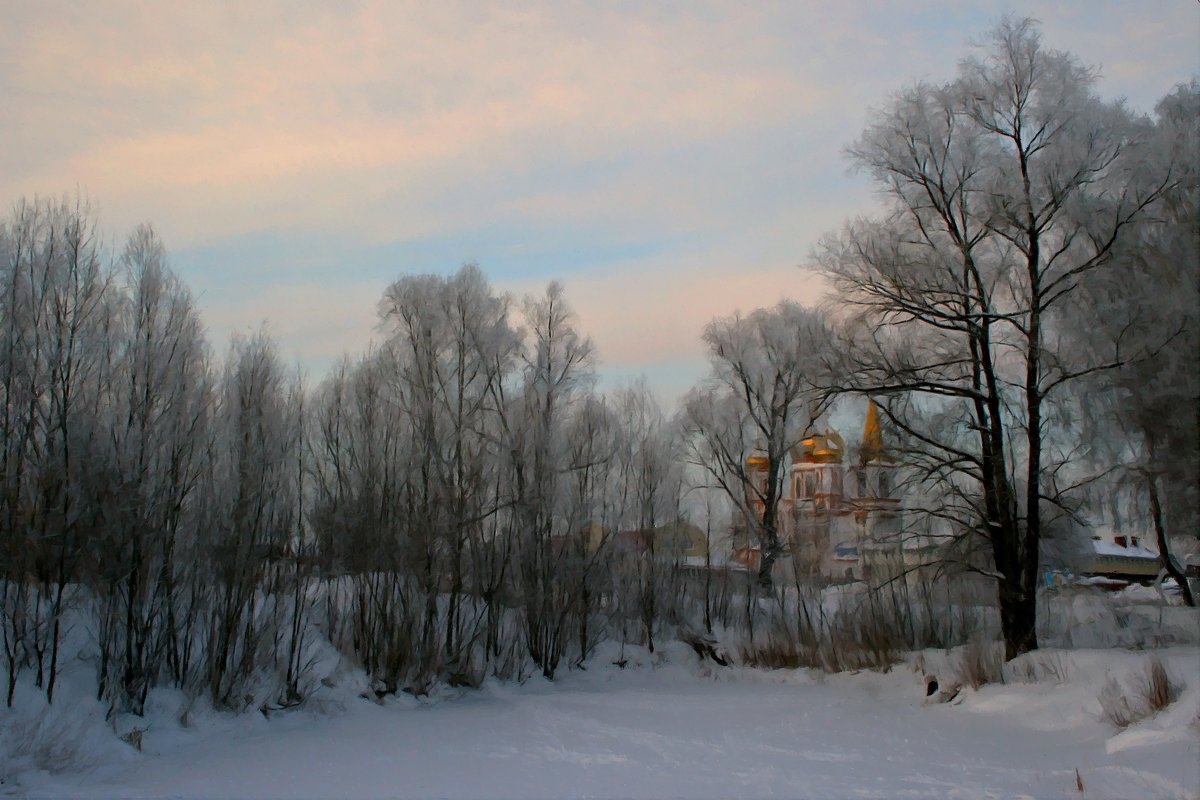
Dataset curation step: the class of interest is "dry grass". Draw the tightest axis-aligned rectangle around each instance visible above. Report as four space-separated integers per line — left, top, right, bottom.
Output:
1 707 100 775
1099 656 1183 729
957 638 1003 689
1099 674 1141 728
740 635 811 670
739 599 904 674
1006 651 1069 684
1140 656 1182 714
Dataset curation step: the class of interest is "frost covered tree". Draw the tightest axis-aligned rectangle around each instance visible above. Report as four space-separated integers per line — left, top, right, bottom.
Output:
93 224 211 712
682 302 832 590
0 201 730 708
308 348 420 688
377 264 522 679
561 392 619 665
814 17 1171 657
0 197 116 704
204 331 302 706
1125 81 1200 604
611 382 683 653
1074 81 1199 606
508 282 596 678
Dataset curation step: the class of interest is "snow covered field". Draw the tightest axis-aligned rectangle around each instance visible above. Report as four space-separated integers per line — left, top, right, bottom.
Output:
6 642 1198 800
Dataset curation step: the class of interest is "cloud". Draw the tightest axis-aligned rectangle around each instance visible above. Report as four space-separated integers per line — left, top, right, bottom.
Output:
3 0 1196 398
200 279 385 368
6 2 1190 244
564 260 826 370
2 1 840 246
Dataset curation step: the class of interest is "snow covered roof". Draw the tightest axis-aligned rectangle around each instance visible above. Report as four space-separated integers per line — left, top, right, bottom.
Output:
680 554 748 571
1091 538 1158 560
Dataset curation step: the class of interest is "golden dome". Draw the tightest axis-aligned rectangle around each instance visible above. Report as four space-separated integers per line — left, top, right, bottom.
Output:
794 432 844 464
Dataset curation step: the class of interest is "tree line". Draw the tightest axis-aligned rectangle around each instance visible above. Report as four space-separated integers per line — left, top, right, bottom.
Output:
0 18 1195 718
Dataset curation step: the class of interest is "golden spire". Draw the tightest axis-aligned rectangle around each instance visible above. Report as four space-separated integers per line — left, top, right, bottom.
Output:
860 400 889 464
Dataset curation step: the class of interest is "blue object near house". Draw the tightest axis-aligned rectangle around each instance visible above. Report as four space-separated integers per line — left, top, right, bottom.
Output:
833 542 858 561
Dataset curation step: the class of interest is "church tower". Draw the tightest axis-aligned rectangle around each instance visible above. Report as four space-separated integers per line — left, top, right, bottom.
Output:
855 400 896 501
851 400 901 550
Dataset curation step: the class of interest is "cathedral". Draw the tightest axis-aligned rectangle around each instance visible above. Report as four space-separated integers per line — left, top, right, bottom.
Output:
738 401 908 583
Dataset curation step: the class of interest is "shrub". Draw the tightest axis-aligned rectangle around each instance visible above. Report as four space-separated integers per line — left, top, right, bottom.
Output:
1098 656 1183 728
1006 651 1069 684
1099 674 1140 728
738 592 904 674
957 638 1003 689
739 634 810 670
1140 656 1181 714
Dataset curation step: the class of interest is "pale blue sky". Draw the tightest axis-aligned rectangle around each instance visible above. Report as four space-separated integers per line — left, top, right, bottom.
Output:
3 0 1196 401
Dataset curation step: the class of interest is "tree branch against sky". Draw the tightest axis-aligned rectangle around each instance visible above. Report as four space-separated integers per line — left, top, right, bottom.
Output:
813 17 1182 658
1 2 1194 401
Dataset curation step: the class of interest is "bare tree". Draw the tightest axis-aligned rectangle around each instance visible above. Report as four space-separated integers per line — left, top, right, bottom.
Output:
93 224 210 712
0 197 116 702
204 331 299 707
1075 81 1199 605
814 17 1170 657
561 393 619 666
610 382 682 653
682 302 832 590
508 282 594 678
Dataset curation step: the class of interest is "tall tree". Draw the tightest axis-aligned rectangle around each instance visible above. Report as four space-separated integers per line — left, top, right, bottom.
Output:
96 224 210 712
1076 81 1199 605
509 282 595 678
814 17 1169 657
683 302 831 590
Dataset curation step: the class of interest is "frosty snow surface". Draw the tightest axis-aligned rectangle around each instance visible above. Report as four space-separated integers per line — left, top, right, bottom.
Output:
5 628 1199 800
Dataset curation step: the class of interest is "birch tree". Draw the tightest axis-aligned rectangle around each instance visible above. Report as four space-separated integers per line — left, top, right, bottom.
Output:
510 282 594 677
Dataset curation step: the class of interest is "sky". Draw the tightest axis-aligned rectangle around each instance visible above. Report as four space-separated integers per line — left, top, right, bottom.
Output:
2 0 1197 403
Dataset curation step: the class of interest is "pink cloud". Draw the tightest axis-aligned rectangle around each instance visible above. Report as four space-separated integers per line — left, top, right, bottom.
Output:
4 2 838 244
3 0 1195 392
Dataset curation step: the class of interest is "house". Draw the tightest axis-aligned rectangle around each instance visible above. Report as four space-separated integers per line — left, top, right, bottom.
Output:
1077 535 1162 587
611 522 708 561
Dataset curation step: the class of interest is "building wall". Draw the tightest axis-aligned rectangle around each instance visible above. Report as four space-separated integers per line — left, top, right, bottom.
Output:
740 427 908 583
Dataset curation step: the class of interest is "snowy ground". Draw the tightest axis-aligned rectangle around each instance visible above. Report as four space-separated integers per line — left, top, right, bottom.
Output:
6 642 1198 800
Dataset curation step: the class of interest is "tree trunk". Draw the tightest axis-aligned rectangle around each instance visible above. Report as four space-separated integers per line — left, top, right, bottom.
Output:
998 579 1037 660
1147 473 1196 607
